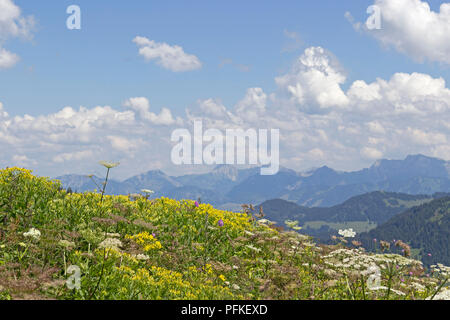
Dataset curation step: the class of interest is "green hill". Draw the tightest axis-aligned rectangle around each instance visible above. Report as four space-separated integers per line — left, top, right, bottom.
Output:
258 191 442 241
358 196 450 266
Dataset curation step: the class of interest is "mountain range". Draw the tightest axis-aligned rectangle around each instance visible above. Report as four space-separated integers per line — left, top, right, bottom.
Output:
57 154 450 210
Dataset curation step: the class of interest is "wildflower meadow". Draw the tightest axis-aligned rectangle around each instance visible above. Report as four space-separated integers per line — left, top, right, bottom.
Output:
0 166 448 300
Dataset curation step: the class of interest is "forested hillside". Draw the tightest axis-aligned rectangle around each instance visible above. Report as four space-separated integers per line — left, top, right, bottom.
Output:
358 197 450 266
258 191 445 241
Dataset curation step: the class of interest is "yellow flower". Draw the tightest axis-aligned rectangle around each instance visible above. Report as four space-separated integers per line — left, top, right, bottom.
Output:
127 232 162 252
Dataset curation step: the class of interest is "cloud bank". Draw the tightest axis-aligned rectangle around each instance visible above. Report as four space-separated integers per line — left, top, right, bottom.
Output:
1 45 449 178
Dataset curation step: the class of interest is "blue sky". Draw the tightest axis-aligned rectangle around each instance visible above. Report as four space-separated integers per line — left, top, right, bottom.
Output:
2 0 448 116
1 0 450 179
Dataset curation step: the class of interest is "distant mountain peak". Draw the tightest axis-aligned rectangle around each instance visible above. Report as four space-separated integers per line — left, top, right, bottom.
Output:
372 160 382 167
142 169 167 176
316 165 336 172
405 154 440 161
405 154 434 160
212 165 239 181
372 154 444 167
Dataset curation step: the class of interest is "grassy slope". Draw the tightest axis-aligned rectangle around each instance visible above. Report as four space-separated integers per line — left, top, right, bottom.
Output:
0 167 448 300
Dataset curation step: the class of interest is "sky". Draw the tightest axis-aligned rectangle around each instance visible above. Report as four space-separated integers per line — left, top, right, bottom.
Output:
1 0 450 180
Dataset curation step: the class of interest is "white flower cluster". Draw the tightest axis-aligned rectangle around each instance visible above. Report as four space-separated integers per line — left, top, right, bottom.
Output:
257 219 276 226
338 228 356 238
23 228 41 241
430 263 450 277
98 238 123 250
323 248 422 271
245 244 261 252
427 288 450 300
134 254 150 261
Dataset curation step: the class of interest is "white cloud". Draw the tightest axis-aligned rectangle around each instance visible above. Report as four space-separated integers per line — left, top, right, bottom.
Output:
347 80 381 102
366 121 386 134
12 154 36 166
361 147 383 159
122 97 181 125
107 135 144 154
133 36 202 72
186 46 450 172
275 47 349 112
1 46 449 178
0 0 34 70
0 0 34 39
198 98 231 119
344 11 362 32
358 0 450 64
235 88 267 122
219 58 251 72
0 47 19 69
0 100 182 179
282 29 303 53
432 144 450 160
0 101 8 118
347 72 450 116
404 127 447 146
307 148 325 159
53 150 94 163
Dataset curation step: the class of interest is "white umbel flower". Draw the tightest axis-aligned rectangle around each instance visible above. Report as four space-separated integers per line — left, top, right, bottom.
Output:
338 228 356 238
23 228 41 241
98 238 123 250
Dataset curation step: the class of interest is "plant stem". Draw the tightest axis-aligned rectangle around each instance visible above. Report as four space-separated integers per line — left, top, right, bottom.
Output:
88 248 108 300
361 275 366 300
345 274 355 300
429 277 449 300
100 168 110 203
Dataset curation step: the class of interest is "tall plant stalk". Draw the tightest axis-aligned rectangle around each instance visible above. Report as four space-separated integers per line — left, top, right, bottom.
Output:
100 167 110 203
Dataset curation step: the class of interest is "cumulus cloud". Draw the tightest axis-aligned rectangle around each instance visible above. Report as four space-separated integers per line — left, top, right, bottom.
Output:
0 0 34 39
0 98 186 178
353 0 450 64
347 72 450 116
275 47 349 113
0 0 34 70
12 154 36 166
0 47 19 69
361 147 383 159
53 150 94 163
197 98 236 120
405 127 447 146
133 36 202 72
0 102 8 118
122 97 181 125
185 46 450 172
235 88 267 122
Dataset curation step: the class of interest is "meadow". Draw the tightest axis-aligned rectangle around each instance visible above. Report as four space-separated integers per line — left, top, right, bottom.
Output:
0 166 448 300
